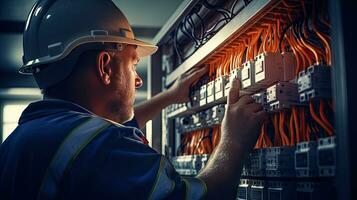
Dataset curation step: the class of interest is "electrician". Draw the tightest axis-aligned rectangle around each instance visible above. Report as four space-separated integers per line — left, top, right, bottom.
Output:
0 0 267 199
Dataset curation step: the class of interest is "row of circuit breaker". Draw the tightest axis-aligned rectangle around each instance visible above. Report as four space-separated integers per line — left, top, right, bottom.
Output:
172 136 336 178
166 53 331 118
236 179 336 200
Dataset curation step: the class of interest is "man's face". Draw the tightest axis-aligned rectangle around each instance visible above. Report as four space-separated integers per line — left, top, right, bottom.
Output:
108 45 142 122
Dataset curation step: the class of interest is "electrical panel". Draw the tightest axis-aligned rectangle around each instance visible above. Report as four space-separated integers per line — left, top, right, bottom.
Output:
152 0 341 199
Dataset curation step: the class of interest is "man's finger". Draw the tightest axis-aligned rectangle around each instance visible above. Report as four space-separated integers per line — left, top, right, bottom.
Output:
185 66 201 75
185 67 208 82
189 67 207 77
227 78 241 105
236 95 255 105
255 110 269 122
247 103 263 113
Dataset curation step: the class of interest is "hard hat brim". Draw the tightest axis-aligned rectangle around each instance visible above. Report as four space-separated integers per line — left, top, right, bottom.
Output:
127 38 158 58
19 35 158 75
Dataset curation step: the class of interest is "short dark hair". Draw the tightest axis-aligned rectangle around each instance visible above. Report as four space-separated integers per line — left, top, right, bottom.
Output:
42 49 100 98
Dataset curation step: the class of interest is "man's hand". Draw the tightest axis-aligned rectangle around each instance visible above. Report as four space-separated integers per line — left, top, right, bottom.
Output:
166 67 207 103
221 78 268 151
197 78 267 199
134 67 207 129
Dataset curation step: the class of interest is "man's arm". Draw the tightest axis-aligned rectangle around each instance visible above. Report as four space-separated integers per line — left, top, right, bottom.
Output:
134 67 207 129
197 79 267 199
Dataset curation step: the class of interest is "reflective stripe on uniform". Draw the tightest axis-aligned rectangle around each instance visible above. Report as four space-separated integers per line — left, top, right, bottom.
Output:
148 156 207 200
148 156 176 200
182 177 207 200
37 117 111 200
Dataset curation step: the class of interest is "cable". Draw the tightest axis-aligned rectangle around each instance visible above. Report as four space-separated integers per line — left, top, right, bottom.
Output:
279 111 290 146
309 101 333 136
292 106 300 143
319 100 334 133
289 111 295 145
273 114 282 146
300 107 306 141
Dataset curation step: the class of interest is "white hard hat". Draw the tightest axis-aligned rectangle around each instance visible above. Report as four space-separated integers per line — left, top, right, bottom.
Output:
19 0 158 88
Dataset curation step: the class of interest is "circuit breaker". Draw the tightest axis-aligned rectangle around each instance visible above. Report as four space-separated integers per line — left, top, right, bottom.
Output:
151 0 343 199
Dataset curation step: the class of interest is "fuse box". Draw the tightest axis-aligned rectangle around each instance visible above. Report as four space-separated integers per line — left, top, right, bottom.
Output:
207 80 215 103
215 75 229 101
297 65 331 102
253 52 295 90
237 179 251 200
295 141 318 177
317 136 336 177
266 82 300 111
151 0 346 199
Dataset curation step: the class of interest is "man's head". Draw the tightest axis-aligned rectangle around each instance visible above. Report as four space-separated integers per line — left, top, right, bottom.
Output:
43 43 142 123
20 0 157 123
93 44 142 122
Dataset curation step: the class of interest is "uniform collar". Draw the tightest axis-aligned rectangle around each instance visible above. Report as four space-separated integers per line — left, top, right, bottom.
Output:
19 99 94 124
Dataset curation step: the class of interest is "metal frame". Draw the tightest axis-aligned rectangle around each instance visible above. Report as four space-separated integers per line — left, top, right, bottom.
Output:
165 0 276 86
150 1 354 199
330 1 355 200
153 0 200 45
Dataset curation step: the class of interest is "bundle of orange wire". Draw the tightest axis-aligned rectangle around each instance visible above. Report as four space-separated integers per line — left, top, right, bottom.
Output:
211 125 221 150
282 0 331 75
255 122 273 149
188 0 334 152
180 128 213 155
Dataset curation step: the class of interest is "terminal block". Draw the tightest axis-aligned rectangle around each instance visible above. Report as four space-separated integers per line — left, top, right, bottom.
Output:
253 52 295 91
209 104 225 125
252 92 269 110
191 112 207 130
172 155 200 176
268 181 296 200
171 154 210 176
200 84 207 106
176 116 191 133
188 112 207 132
176 105 225 133
266 82 300 111
225 68 240 97
166 102 191 118
207 80 215 103
296 182 337 200
297 65 331 102
215 75 229 100
250 180 268 200
237 179 251 200
295 141 318 177
317 136 336 177
241 61 255 90
266 146 295 177
191 89 201 108
249 148 266 176
242 156 251 176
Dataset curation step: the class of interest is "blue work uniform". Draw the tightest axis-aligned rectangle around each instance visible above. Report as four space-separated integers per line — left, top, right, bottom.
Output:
0 99 206 200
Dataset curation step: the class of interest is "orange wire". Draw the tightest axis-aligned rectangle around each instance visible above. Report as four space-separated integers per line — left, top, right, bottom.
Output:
273 114 281 146
292 107 300 143
306 124 311 141
300 107 306 141
289 111 295 145
279 112 290 146
309 101 333 136
319 100 334 134
285 33 302 75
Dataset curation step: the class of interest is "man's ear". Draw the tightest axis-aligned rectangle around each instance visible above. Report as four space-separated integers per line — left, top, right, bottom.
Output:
96 51 112 85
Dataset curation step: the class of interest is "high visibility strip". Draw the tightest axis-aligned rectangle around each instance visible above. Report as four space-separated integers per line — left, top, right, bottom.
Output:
182 177 207 200
148 157 176 200
37 117 111 200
